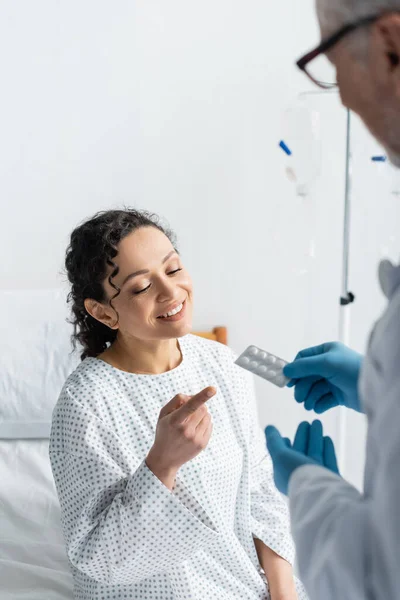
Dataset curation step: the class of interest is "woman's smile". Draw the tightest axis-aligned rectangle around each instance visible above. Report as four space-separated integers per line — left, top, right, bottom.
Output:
157 298 187 323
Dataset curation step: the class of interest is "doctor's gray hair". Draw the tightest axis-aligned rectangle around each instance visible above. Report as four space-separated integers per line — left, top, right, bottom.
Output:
317 0 400 34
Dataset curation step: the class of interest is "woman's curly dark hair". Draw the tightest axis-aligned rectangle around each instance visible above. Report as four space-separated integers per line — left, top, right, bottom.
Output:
65 208 177 360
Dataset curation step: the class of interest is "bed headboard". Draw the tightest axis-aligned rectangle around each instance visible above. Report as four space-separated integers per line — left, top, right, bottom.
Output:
192 327 227 345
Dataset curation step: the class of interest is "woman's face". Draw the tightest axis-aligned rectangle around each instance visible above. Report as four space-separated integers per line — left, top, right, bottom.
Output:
97 227 193 341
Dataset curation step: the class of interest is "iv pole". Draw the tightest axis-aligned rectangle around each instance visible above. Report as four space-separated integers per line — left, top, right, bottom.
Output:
289 95 353 471
337 108 353 471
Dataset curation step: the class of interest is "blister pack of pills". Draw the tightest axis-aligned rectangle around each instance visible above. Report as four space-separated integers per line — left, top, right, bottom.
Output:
235 345 290 388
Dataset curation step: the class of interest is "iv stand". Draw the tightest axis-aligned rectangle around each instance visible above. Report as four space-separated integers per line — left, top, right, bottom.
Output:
337 108 354 471
257 100 353 471
291 95 353 471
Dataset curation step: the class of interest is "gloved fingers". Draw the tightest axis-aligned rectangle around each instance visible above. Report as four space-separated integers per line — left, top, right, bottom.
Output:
314 393 339 414
285 343 338 385
304 380 331 411
265 425 285 459
283 437 292 448
323 436 339 473
307 420 324 462
294 376 324 406
286 349 316 388
294 344 328 360
283 354 332 381
292 421 310 454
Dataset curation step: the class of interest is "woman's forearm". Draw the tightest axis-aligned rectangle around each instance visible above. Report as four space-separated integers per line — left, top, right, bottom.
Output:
253 538 297 600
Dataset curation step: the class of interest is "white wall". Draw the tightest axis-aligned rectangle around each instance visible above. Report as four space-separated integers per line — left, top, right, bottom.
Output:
1 1 398 489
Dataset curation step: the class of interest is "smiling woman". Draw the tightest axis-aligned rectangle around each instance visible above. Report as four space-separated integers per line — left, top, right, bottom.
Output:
49 208 308 600
78 219 193 374
65 209 192 367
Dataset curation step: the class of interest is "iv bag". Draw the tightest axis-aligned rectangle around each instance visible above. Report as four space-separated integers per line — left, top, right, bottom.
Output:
281 99 321 196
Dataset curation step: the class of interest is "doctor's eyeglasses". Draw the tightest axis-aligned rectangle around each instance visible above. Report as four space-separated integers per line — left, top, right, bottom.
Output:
296 14 381 89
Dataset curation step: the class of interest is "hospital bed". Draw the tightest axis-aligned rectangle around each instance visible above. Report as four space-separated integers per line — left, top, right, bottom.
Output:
0 289 226 599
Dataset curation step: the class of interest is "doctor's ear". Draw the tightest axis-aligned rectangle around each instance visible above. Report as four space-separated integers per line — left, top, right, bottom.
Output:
84 298 119 330
376 15 400 73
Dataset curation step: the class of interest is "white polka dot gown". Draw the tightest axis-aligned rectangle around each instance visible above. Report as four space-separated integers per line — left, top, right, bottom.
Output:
49 335 308 600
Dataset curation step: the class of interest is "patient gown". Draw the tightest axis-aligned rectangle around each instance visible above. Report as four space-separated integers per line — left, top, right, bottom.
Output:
50 334 308 600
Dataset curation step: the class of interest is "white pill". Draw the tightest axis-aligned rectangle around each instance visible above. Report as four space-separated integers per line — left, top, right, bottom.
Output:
235 345 290 389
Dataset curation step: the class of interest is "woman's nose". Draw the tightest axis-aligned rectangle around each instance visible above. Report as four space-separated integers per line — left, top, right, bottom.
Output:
156 276 176 300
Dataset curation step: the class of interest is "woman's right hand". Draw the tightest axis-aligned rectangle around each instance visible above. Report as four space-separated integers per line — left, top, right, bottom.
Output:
146 386 216 489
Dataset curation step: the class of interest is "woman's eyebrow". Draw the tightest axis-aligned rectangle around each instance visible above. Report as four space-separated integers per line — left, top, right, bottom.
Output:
121 251 177 287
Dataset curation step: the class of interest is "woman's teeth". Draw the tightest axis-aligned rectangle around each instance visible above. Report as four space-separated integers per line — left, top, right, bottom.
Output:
160 302 184 318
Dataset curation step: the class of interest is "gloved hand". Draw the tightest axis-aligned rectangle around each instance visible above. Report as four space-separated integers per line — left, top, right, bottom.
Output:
283 342 363 413
265 420 339 495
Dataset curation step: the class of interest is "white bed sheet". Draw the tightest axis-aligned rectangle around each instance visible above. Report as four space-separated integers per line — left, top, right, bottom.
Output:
0 289 79 597
0 439 73 599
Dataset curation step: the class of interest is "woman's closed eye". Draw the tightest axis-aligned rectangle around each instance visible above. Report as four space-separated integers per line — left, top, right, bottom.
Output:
134 283 151 295
133 268 183 295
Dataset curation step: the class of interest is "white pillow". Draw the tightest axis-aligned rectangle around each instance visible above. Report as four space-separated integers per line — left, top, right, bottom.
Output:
0 289 80 428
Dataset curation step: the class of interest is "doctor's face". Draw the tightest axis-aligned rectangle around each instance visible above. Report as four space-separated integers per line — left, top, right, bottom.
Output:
99 227 194 342
319 11 400 166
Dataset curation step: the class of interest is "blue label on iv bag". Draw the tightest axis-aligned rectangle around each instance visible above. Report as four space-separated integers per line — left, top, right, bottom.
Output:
279 141 292 156
371 156 387 162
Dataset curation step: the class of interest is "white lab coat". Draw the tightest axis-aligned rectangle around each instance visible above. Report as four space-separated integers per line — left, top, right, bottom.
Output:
288 259 400 599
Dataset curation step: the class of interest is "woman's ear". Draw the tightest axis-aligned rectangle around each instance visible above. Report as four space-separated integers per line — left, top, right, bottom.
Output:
84 298 119 330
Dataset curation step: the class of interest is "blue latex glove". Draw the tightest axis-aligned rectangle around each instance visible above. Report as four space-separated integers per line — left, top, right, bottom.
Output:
265 420 340 495
283 342 363 413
